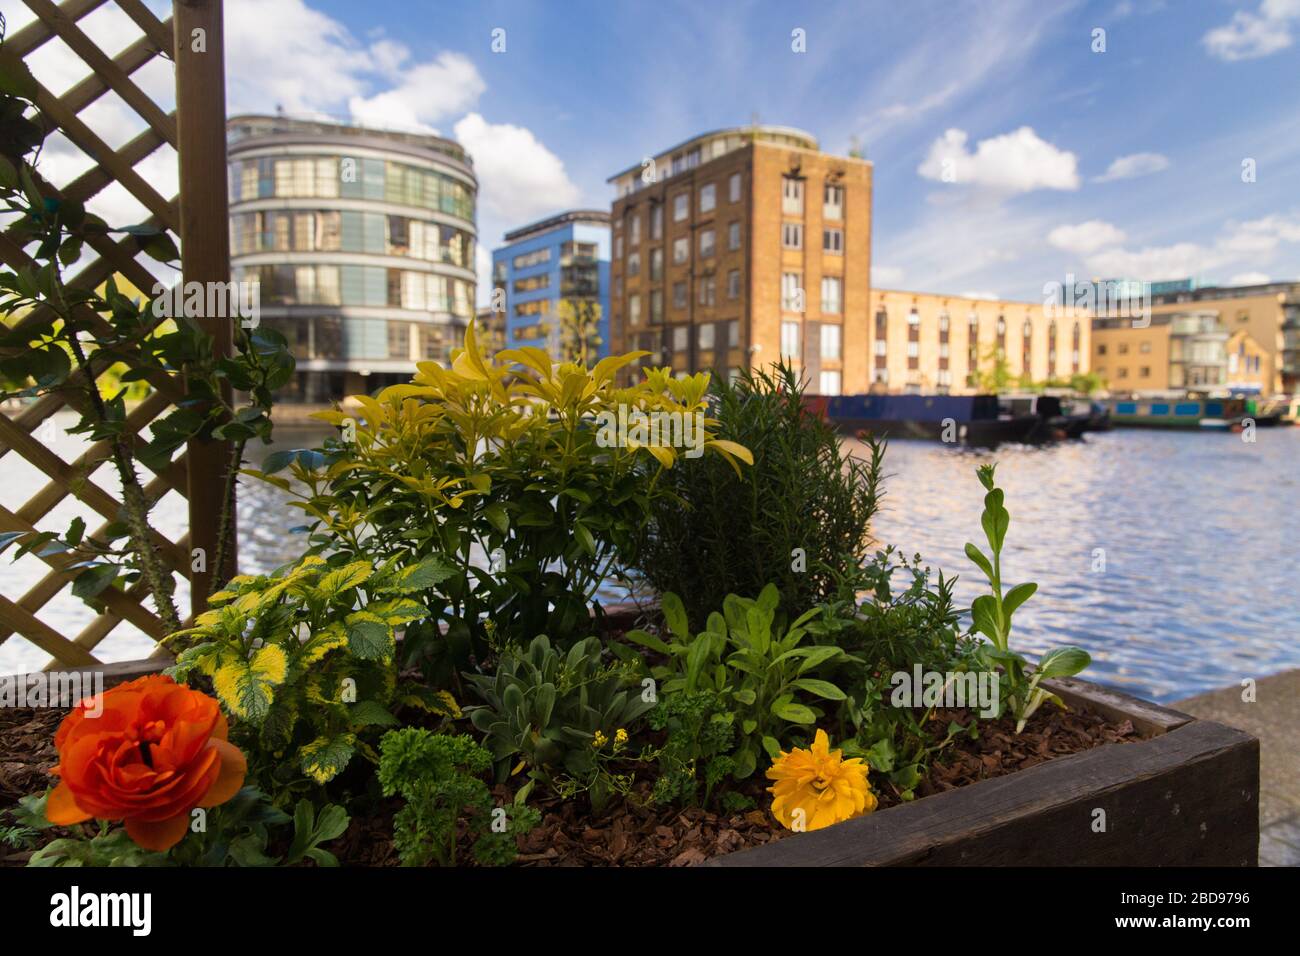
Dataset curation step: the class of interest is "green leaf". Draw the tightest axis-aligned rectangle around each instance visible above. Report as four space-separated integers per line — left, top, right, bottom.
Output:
965 542 993 581
770 700 816 724
318 560 372 599
346 614 394 661
299 736 356 785
1003 581 1038 617
389 555 458 592
1033 646 1091 681
623 628 670 654
573 521 595 556
482 502 509 534
212 644 288 722
0 48 39 99
347 700 399 729
761 735 782 759
789 678 846 701
71 564 117 600
660 591 690 640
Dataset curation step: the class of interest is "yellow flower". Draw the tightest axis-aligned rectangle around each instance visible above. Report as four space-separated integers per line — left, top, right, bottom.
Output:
614 728 628 745
592 730 608 748
766 729 876 832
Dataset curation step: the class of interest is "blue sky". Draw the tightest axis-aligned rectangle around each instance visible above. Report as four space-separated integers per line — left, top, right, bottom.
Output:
8 0 1300 303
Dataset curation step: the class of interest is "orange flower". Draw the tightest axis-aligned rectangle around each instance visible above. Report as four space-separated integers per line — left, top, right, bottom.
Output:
46 674 246 852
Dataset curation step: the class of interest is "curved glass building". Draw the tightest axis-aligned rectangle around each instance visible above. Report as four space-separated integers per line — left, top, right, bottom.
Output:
227 115 477 401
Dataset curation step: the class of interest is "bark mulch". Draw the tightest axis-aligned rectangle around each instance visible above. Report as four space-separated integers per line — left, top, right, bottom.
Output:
1 701 1138 867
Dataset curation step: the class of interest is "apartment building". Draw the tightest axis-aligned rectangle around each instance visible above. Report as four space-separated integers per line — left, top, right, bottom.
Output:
1091 281 1299 394
868 289 1091 394
227 115 477 401
490 210 611 362
607 126 871 394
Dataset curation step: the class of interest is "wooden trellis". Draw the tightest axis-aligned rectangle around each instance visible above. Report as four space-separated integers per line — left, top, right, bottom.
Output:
0 0 232 670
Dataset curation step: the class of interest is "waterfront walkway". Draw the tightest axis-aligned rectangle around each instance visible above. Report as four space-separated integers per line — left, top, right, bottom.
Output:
1173 668 1300 867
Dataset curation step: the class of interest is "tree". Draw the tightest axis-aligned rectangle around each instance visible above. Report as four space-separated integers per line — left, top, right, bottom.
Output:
549 298 603 365
973 346 1015 393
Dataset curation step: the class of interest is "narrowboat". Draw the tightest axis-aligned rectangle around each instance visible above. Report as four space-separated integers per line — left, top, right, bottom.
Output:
998 394 1097 440
1103 396 1249 429
806 394 1039 446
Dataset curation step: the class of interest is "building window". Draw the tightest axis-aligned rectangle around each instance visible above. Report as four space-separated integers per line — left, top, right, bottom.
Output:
729 172 742 203
874 340 887 356
781 320 800 358
650 204 663 240
628 294 641 326
1097 344 1107 355
613 235 622 259
823 228 844 254
699 229 716 257
727 269 741 299
649 248 663 281
728 221 741 250
627 252 640 276
673 193 689 221
699 183 716 213
782 176 804 214
819 370 842 395
907 341 919 358
672 281 687 309
1140 341 1152 353
673 237 689 264
698 275 716 306
629 214 641 245
781 272 803 311
824 184 844 220
821 323 841 360
821 276 842 315
939 311 950 335
782 223 803 249
725 319 739 348
1140 366 1151 378
873 368 889 385
1118 343 1129 354
672 324 689 352
907 309 920 327
698 322 715 349
1117 367 1129 379
649 289 663 324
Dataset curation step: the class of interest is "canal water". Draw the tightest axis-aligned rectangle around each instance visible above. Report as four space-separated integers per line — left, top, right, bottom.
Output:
2 415 1297 704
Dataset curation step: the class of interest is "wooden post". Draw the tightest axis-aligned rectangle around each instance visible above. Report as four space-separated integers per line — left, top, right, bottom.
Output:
173 0 234 614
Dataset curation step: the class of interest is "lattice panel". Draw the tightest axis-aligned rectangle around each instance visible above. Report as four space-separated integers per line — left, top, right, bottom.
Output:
0 0 228 672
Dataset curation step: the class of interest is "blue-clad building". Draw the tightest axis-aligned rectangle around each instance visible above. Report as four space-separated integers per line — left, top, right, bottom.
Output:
491 210 611 362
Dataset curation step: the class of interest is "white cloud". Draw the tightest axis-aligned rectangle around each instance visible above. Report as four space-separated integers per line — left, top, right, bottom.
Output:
223 1 483 132
453 113 580 222
348 53 485 132
1203 0 1300 61
1048 220 1129 254
961 290 1001 301
872 265 905 287
1094 152 1170 183
1230 271 1271 285
1063 214 1300 282
918 127 1080 193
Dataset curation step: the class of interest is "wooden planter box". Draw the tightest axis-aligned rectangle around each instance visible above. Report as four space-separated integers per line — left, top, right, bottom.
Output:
14 633 1260 868
711 677 1259 867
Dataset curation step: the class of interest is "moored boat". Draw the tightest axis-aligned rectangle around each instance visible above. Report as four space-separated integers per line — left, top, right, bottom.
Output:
1103 396 1248 429
806 393 1039 446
